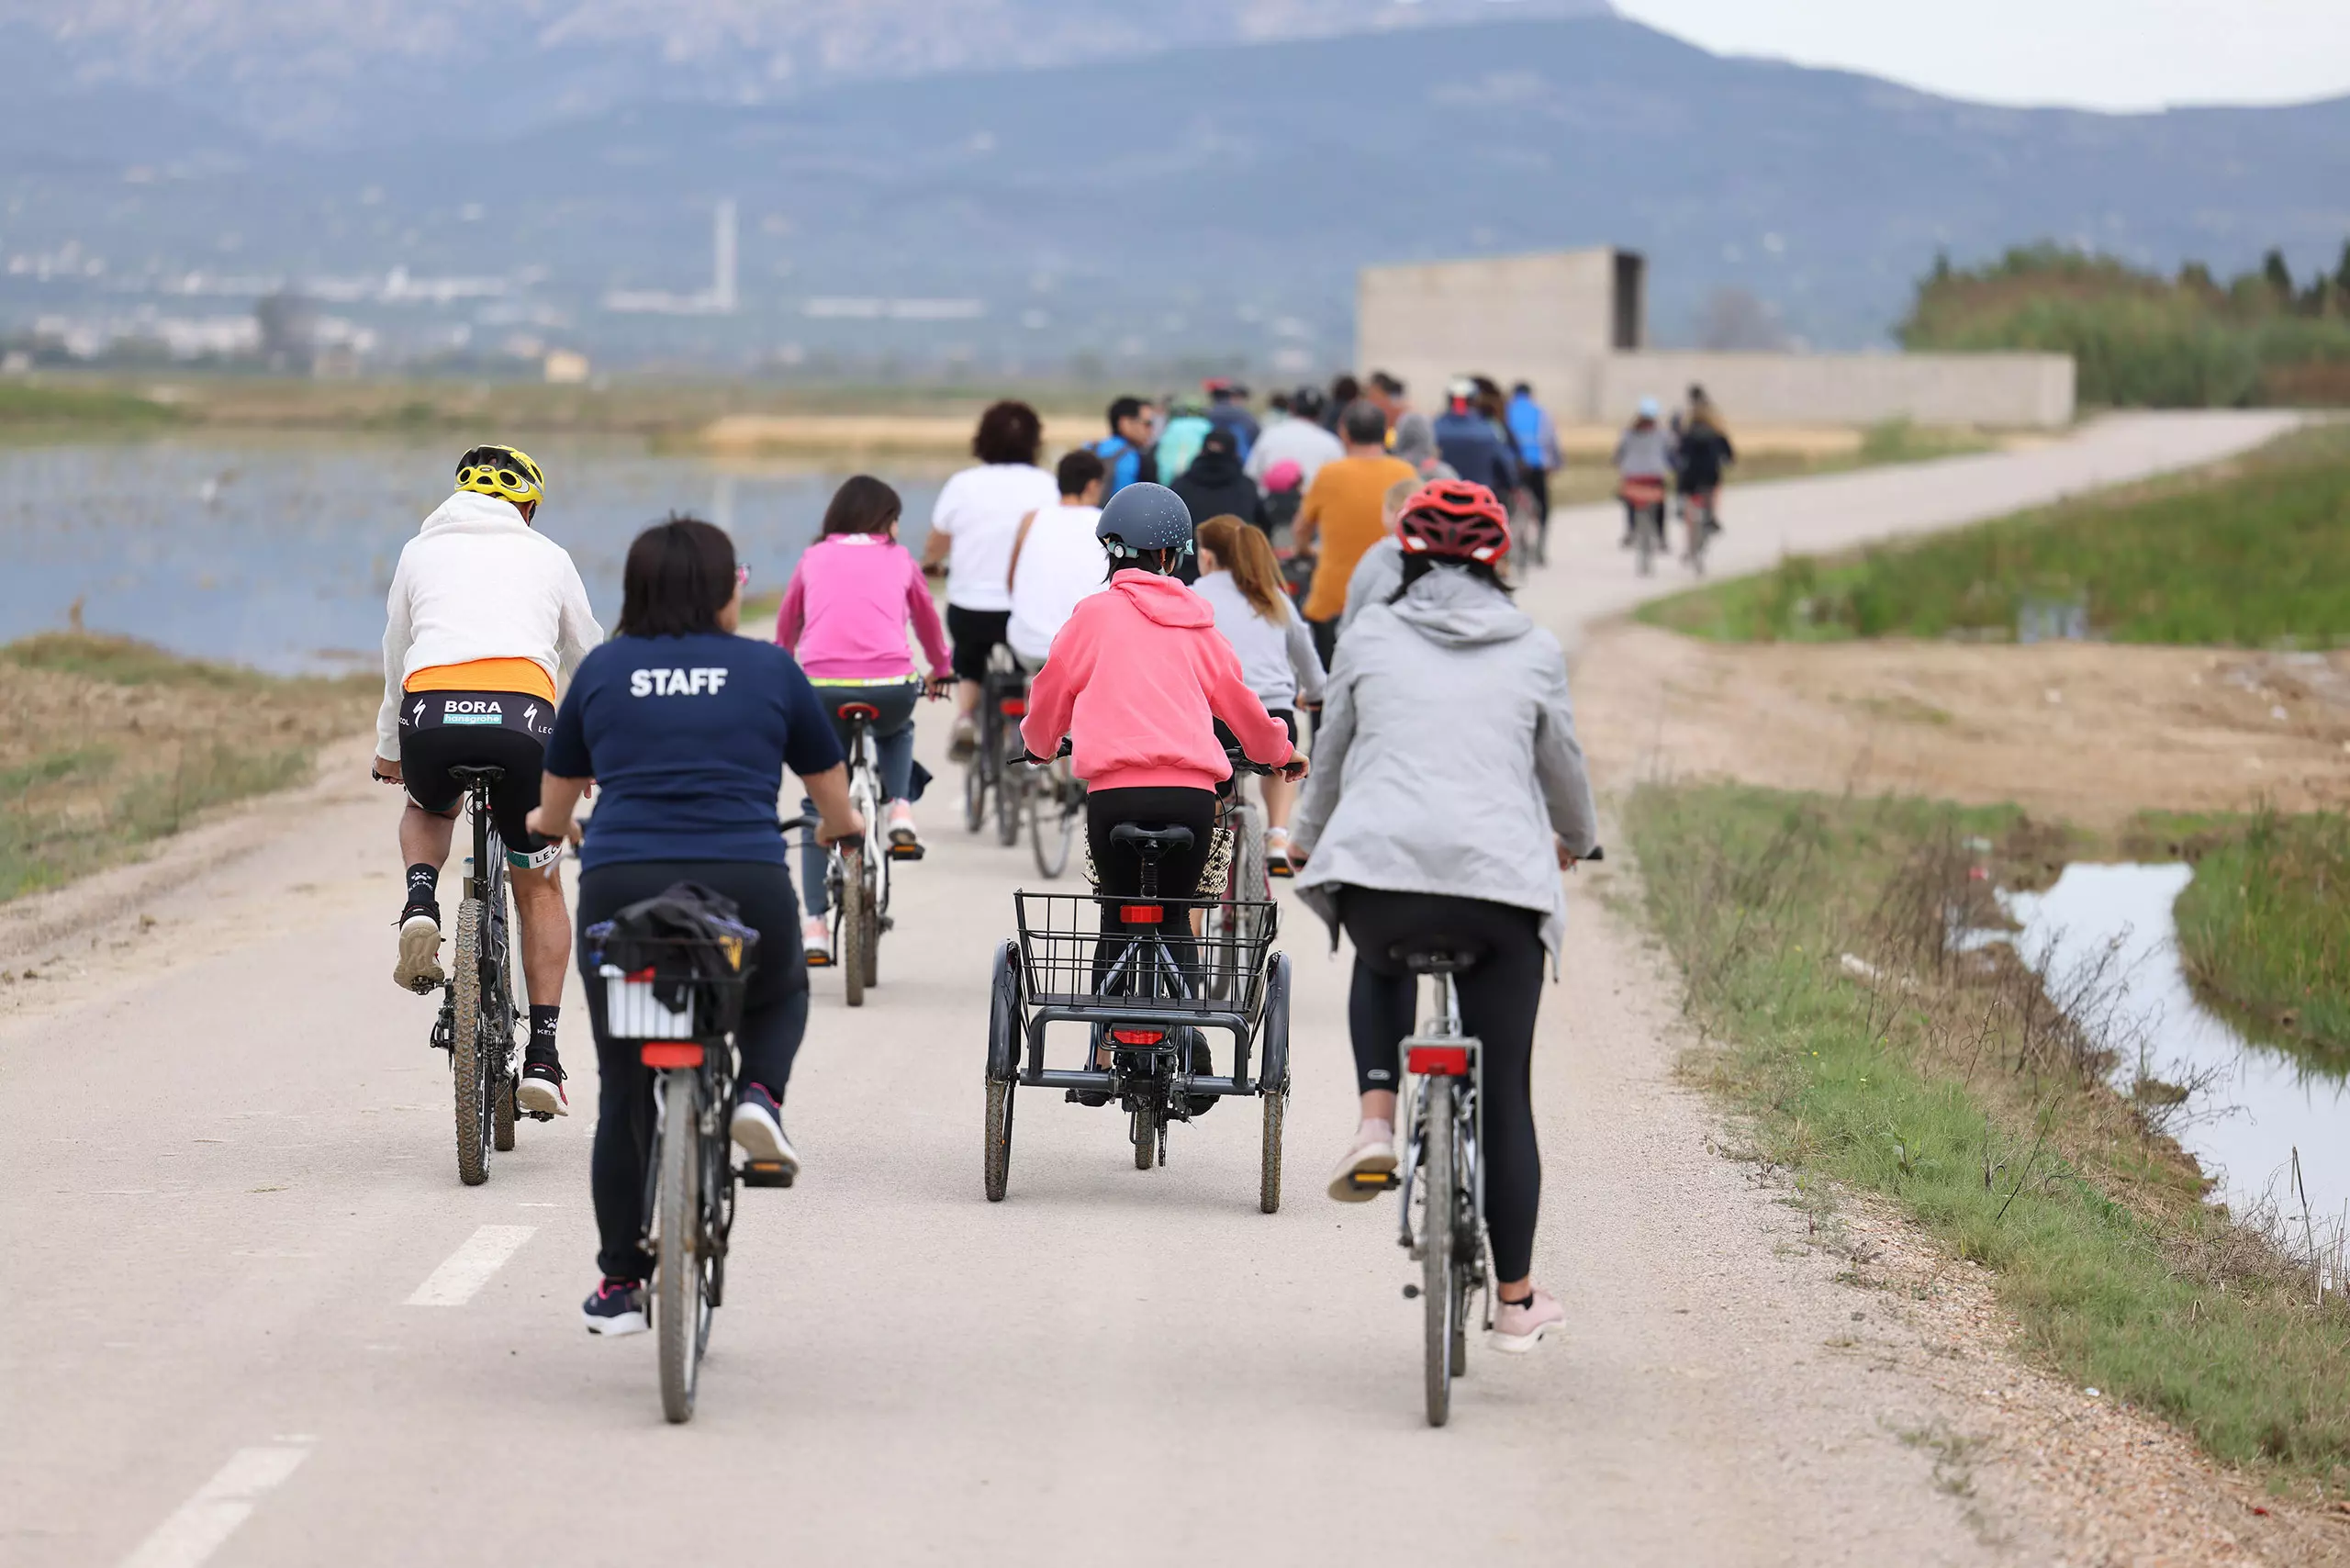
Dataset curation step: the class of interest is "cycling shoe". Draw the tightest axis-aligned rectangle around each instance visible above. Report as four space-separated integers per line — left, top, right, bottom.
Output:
395 907 443 992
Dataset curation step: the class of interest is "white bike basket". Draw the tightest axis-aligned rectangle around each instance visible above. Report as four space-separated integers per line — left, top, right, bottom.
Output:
599 966 700 1040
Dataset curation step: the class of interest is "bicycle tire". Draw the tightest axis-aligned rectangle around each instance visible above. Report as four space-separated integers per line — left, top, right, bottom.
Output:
493 1074 517 1152
450 897 491 1187
1259 1080 1286 1215
1634 505 1657 577
655 1070 703 1424
963 755 987 834
839 854 867 1009
1423 1076 1458 1428
1030 776 1077 879
859 857 880 991
490 900 517 1152
994 749 1024 848
984 1077 1015 1203
1133 1107 1157 1170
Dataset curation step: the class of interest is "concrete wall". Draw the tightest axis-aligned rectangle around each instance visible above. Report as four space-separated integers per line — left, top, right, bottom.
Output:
1358 250 1617 409
1592 352 2076 429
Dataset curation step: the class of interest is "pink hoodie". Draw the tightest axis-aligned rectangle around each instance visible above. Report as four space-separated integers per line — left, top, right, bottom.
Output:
775 533 951 681
1021 569 1295 793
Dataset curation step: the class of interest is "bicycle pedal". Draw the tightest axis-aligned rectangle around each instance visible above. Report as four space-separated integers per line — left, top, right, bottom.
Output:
805 952 834 969
887 843 925 862
740 1160 795 1189
526 1110 555 1124
1348 1170 1399 1192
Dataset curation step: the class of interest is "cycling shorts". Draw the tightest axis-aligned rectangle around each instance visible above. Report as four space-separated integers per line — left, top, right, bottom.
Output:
396 688 552 867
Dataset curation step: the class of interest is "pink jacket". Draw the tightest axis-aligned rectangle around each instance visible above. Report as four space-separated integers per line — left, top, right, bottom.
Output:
775 533 950 681
1020 569 1295 793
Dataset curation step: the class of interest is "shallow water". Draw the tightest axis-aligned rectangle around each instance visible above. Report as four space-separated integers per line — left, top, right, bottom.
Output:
1 435 948 672
2003 862 2350 1230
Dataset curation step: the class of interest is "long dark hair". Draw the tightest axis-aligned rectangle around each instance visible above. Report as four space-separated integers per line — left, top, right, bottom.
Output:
618 515 736 637
821 475 902 537
972 399 1043 465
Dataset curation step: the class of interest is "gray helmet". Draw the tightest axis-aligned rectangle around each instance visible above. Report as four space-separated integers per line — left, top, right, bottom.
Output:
1094 481 1195 557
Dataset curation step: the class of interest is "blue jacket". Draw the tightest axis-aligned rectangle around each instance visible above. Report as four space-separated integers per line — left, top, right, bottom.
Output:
1203 404 1259 463
1433 408 1518 495
1092 435 1156 497
1505 393 1559 471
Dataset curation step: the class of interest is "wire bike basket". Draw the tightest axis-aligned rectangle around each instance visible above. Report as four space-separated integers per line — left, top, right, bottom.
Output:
586 925 757 1046
1012 891 1279 1018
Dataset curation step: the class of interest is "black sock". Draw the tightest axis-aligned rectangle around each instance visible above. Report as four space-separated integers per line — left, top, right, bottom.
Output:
527 1005 561 1063
404 863 439 913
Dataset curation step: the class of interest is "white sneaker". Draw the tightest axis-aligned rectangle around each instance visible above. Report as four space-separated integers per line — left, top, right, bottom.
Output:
947 718 979 763
802 914 834 966
1326 1119 1397 1203
1488 1288 1564 1353
1264 827 1294 879
886 801 920 847
394 910 442 992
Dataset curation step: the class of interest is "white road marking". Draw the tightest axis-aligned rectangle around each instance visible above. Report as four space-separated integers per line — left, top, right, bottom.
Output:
118 1439 314 1568
403 1224 537 1306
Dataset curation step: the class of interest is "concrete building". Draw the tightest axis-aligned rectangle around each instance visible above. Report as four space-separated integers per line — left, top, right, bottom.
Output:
1357 247 2075 428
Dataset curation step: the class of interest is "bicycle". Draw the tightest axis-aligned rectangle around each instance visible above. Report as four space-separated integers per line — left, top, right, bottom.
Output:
1513 484 1549 568
1342 848 1605 1426
808 700 919 1006
588 891 792 1425
1621 476 1669 577
415 764 558 1187
1680 489 1720 577
983 814 1292 1212
1203 755 1273 1004
962 645 1028 848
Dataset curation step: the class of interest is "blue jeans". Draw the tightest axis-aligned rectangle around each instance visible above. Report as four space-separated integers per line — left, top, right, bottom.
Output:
800 679 921 917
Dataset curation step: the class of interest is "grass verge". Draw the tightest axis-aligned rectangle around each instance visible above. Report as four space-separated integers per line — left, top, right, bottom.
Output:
1626 780 2350 1484
2175 809 2350 1062
0 380 183 433
1639 421 2350 646
1 633 375 901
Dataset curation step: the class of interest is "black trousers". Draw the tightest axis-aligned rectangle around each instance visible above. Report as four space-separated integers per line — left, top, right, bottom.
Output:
578 858 810 1282
1084 785 1217 995
1337 888 1547 1283
1522 465 1550 524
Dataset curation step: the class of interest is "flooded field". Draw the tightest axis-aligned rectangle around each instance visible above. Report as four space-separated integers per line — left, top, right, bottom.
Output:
1 436 952 672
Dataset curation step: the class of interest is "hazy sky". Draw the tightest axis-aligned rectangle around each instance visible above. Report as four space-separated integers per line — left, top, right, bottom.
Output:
1608 1 2350 112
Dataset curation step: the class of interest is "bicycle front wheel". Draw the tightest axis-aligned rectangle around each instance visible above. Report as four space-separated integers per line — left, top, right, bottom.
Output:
655 1070 705 1424
1030 772 1078 879
1422 1076 1458 1428
994 756 1024 847
450 897 491 1187
858 858 880 991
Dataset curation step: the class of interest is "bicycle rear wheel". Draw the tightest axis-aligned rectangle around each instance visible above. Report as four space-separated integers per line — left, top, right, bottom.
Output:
838 853 867 1008
450 897 491 1187
655 1070 705 1424
1422 1077 1458 1428
1634 506 1658 577
994 749 1024 847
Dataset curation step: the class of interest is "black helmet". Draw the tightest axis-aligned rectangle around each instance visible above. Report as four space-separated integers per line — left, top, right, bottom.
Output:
1095 481 1195 558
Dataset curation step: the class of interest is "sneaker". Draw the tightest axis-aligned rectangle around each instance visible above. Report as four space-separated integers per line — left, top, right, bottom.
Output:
519 1055 568 1116
1487 1288 1564 1353
1182 1030 1217 1117
886 801 921 848
729 1082 800 1174
394 906 443 992
802 914 834 966
1326 1119 1397 1202
582 1277 648 1336
1264 828 1294 879
947 717 979 764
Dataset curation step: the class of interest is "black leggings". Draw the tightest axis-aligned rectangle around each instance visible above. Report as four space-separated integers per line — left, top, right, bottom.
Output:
578 859 810 1283
1337 888 1547 1284
1085 786 1217 984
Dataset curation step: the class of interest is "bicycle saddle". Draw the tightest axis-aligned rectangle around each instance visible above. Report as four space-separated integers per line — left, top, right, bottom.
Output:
834 700 881 722
1389 936 1488 975
1108 823 1194 859
446 764 507 785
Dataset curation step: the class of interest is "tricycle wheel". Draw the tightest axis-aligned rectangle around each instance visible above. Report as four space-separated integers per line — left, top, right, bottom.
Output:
1259 1078 1286 1215
983 1077 1015 1202
1132 1107 1157 1170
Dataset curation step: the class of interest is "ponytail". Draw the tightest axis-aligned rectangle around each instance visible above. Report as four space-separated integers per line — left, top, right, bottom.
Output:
1195 513 1289 623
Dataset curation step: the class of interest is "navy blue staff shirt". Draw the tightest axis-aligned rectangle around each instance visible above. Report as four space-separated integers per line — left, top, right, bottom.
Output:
544 632 845 871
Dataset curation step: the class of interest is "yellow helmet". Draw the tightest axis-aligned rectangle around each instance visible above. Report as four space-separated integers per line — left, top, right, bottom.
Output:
454 443 546 507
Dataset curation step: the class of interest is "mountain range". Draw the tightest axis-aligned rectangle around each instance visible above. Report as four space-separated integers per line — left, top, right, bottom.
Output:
3 10 2346 372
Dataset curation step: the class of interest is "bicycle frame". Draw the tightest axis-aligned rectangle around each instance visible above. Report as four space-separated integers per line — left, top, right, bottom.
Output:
1396 970 1490 1324
824 712 890 926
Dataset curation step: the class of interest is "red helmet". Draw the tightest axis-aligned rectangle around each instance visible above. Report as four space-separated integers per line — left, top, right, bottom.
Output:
1395 479 1510 565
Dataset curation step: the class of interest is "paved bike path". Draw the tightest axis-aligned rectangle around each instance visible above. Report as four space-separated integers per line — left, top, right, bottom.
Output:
0 412 2294 1566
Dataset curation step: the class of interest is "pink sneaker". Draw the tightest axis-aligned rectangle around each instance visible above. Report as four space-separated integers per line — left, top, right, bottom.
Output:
1488 1288 1564 1353
1326 1119 1396 1202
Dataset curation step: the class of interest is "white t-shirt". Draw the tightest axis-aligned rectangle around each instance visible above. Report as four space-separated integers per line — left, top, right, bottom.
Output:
1007 503 1110 664
1244 414 1346 489
933 462 1059 612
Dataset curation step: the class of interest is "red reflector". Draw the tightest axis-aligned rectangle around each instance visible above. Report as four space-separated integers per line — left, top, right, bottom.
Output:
1407 1045 1470 1077
641 1041 704 1069
1110 1028 1166 1046
999 699 1026 716
626 968 656 981
1118 904 1163 924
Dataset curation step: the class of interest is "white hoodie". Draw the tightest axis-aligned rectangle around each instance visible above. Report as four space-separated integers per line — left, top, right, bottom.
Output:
376 490 603 761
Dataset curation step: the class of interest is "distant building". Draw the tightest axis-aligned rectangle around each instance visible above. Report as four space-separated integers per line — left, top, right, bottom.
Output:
543 349 592 385
1357 247 2075 428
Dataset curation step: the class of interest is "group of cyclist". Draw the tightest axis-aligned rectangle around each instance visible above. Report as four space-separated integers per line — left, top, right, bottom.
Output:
1614 385 1738 559
372 385 1598 1350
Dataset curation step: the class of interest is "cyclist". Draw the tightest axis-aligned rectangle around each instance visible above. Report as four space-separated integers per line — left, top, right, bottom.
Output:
1007 448 1111 667
1017 483 1307 1107
1337 476 1422 636
1202 377 1259 460
923 400 1058 764
1673 389 1736 552
1152 397 1214 494
1245 386 1343 490
1293 399 1416 668
774 474 951 962
1288 479 1597 1353
1505 381 1562 533
1614 396 1675 548
528 516 864 1336
374 443 601 1116
1168 428 1270 544
1433 377 1518 496
1092 396 1158 498
1192 513 1324 877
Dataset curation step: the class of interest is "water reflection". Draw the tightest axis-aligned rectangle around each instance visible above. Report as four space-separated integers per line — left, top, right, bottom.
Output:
0 435 949 672
2004 862 2350 1228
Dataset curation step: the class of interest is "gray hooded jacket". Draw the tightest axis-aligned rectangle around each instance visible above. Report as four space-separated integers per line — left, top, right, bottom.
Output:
1292 566 1598 958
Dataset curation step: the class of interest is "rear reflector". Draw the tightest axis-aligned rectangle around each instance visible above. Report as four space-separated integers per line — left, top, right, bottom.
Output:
641 1041 704 1069
1118 904 1163 924
1407 1044 1470 1077
999 698 1026 716
1110 1028 1166 1046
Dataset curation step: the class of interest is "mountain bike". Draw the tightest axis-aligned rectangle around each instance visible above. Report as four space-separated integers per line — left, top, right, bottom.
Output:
809 700 917 1006
589 898 789 1425
1621 476 1669 577
963 647 1028 848
421 764 556 1186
